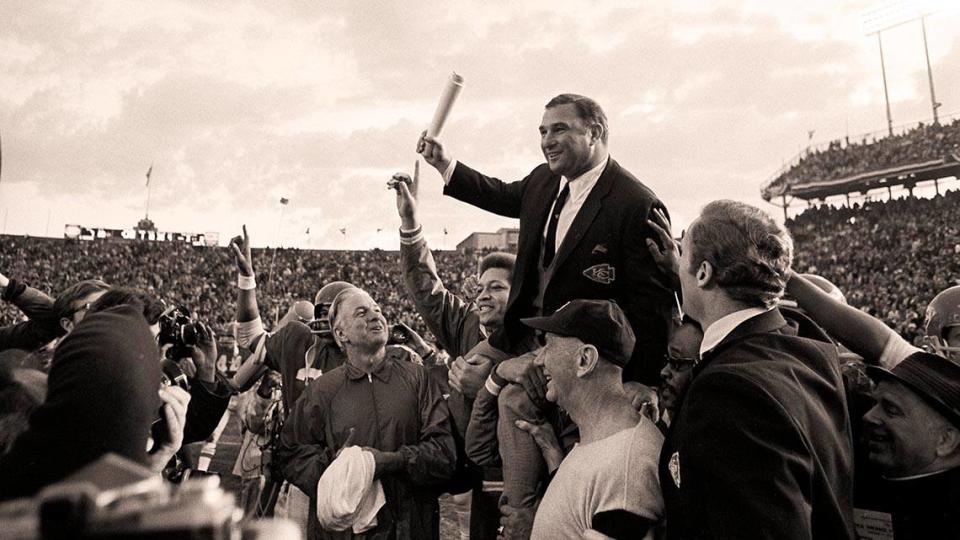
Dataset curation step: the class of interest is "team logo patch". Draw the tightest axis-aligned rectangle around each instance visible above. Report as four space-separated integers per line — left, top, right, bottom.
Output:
583 263 615 284
669 452 681 488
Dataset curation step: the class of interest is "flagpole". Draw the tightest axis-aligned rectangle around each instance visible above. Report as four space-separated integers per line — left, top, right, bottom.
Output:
144 164 153 220
267 200 287 295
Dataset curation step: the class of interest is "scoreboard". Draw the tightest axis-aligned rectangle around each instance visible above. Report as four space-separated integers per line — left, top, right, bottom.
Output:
63 224 219 247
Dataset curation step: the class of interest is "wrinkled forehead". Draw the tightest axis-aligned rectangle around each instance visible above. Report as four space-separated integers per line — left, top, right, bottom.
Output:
479 267 511 285
540 103 582 129
338 288 378 311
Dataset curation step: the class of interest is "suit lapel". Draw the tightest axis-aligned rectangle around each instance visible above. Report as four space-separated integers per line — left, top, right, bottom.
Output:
549 158 617 271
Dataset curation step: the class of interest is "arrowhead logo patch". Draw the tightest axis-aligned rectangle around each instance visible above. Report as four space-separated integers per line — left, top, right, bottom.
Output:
669 452 681 488
583 263 615 284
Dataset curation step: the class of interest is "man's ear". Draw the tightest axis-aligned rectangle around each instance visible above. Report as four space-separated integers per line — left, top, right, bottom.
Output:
60 317 74 334
589 123 604 145
696 261 713 288
935 425 960 458
576 344 600 378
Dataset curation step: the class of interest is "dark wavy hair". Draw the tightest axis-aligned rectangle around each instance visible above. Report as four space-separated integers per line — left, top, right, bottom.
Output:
479 252 516 276
687 200 793 309
545 94 608 144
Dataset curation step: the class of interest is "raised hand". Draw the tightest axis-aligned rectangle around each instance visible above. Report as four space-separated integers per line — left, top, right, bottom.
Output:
646 207 680 280
230 225 254 277
416 130 451 173
390 161 420 229
189 322 218 383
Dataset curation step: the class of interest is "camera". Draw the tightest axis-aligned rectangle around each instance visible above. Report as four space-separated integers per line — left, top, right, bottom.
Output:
389 324 409 345
158 306 201 360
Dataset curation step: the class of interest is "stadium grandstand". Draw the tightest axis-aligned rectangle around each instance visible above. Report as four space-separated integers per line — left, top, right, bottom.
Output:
0 235 480 343
762 115 960 214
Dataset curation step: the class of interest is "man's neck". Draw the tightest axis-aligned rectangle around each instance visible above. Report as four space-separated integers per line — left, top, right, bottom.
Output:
566 382 637 445
567 150 608 180
346 346 386 374
694 292 756 333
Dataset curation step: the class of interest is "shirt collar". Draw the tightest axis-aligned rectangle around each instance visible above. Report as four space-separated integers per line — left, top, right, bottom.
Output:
560 156 607 200
699 306 773 357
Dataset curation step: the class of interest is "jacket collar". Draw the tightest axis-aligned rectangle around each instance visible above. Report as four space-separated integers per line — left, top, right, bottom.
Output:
343 355 392 382
694 308 790 375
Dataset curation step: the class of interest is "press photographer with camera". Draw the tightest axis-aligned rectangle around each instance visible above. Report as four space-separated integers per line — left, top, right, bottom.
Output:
0 302 190 500
86 287 233 447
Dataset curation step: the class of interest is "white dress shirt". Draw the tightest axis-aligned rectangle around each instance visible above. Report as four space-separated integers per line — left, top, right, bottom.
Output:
442 157 608 253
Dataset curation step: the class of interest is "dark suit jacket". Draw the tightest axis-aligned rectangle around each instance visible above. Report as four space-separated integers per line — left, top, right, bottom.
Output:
658 308 855 539
444 158 675 383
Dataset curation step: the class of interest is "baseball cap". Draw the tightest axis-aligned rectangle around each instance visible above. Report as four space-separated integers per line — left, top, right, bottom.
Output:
867 351 960 429
520 299 635 367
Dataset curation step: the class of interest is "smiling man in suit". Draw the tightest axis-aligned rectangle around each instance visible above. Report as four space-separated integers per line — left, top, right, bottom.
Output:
418 94 674 383
418 94 675 533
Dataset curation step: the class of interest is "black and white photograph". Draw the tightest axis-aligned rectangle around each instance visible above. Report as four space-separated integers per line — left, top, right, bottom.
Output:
1 0 959 538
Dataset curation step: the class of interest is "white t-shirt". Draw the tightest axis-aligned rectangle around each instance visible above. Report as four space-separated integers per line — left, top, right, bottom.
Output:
531 418 664 539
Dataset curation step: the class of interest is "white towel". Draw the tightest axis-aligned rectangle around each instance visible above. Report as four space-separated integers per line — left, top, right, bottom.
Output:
315 446 386 533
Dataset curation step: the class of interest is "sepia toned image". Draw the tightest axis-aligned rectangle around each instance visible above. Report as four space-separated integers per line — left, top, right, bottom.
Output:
1 1 959 538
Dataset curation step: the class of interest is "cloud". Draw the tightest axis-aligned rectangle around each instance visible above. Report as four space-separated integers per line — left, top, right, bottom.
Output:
0 0 957 247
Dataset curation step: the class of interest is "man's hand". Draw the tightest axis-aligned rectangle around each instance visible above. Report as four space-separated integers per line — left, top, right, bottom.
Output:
496 351 547 408
416 130 451 174
230 225 254 277
645 207 680 280
390 163 420 230
460 274 481 304
448 354 493 399
515 419 564 473
149 386 191 473
624 381 660 424
498 497 536 540
390 322 434 360
189 322 218 383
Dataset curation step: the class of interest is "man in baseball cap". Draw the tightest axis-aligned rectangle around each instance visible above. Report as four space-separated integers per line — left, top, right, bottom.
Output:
854 351 960 539
508 299 664 539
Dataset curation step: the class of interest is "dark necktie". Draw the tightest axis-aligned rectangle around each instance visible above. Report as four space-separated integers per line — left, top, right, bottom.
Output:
543 183 570 267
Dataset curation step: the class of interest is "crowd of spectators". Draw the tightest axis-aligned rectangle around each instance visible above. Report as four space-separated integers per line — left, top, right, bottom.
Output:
766 119 960 196
788 189 960 345
0 236 479 344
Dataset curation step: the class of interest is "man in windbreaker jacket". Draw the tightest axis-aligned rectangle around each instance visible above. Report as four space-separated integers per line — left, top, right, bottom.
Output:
276 286 457 540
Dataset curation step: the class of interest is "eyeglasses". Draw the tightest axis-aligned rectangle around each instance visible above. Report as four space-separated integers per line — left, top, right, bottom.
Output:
664 353 698 372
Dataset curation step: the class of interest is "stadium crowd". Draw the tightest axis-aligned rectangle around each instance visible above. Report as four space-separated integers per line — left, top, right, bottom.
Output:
1 93 959 540
0 236 476 341
789 190 960 346
766 118 960 195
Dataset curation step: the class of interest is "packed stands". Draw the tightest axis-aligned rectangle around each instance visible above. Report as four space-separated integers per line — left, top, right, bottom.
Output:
0 236 480 344
788 189 960 346
763 118 960 201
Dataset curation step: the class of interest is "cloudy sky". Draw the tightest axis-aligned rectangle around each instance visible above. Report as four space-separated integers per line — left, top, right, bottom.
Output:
1 0 957 249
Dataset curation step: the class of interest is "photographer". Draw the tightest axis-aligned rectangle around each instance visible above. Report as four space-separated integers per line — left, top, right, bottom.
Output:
87 287 232 446
0 272 108 353
0 303 189 500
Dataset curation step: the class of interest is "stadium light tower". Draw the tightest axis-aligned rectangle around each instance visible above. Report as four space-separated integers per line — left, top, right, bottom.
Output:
861 0 942 134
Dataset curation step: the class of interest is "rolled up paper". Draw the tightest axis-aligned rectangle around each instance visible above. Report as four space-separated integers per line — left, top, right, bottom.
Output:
427 72 464 138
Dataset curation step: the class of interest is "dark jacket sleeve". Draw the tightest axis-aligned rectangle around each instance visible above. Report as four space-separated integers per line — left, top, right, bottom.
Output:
381 368 457 486
677 370 814 540
275 383 334 495
400 237 476 357
620 200 676 384
0 280 63 352
182 376 232 444
442 162 529 219
464 385 500 466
